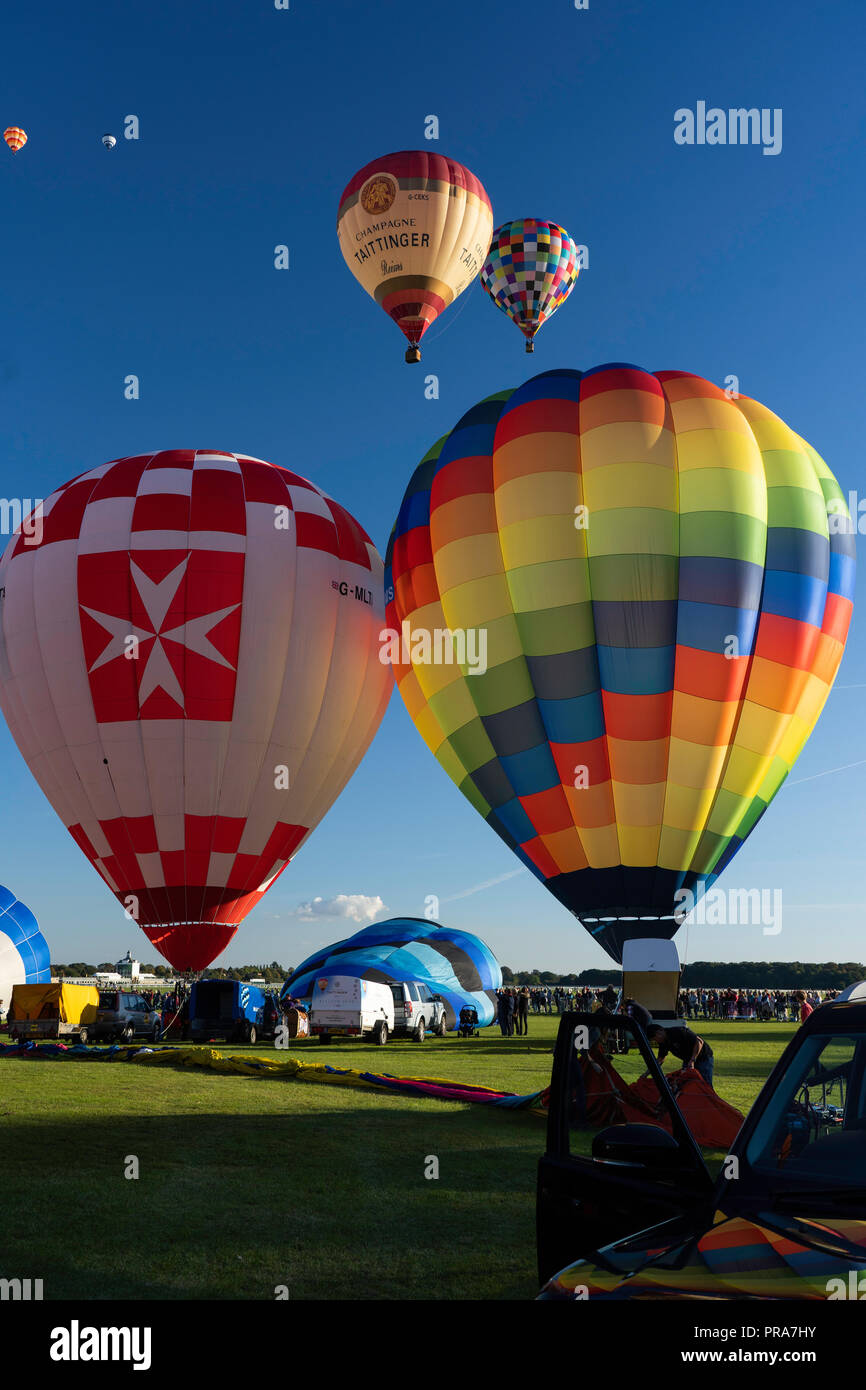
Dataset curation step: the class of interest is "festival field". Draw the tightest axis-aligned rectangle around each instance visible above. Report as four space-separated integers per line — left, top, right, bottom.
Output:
0 1018 796 1301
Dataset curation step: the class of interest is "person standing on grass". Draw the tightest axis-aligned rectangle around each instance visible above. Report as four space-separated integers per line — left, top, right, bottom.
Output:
516 986 530 1035
496 990 509 1037
643 1023 715 1089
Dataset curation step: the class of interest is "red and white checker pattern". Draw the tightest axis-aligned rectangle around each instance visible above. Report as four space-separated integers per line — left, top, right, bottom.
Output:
0 451 392 970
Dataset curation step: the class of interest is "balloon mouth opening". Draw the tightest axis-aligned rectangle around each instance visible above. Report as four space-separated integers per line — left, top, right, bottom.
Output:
141 921 238 973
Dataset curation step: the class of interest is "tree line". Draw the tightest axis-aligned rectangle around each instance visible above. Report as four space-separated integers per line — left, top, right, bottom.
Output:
501 961 865 989
51 962 292 984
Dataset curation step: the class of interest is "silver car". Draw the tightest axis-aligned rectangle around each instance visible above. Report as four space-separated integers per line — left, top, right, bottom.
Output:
92 990 162 1043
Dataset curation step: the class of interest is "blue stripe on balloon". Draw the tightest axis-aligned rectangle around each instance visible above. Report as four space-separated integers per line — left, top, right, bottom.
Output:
499 369 583 409
537 691 605 743
498 743 560 797
760 570 827 626
829 551 856 601
596 644 675 695
488 796 539 844
675 601 760 654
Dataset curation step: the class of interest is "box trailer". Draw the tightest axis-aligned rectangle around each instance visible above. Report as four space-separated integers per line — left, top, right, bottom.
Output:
309 975 394 1045
7 983 99 1043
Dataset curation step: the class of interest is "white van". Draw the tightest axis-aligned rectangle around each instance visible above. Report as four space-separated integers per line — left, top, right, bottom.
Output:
309 975 395 1045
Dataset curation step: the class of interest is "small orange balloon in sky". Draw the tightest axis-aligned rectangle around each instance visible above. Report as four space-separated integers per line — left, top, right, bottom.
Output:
3 127 27 153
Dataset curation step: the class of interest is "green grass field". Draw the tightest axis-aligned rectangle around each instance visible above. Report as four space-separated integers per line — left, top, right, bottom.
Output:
0 1017 796 1300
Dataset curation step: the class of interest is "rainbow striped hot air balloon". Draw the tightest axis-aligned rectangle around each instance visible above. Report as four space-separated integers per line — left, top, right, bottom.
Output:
3 127 27 153
337 150 493 363
480 220 580 352
385 366 855 963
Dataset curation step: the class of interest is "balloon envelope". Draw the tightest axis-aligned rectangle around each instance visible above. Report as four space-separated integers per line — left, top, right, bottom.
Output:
0 451 392 971
0 884 50 1007
3 127 27 153
480 219 580 349
385 366 855 962
283 917 502 1028
337 150 493 358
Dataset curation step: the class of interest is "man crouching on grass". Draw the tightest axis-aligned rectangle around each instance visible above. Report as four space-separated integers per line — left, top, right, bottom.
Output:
642 1023 715 1089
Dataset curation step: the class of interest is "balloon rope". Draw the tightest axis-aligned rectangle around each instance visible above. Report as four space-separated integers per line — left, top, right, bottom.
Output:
421 278 479 345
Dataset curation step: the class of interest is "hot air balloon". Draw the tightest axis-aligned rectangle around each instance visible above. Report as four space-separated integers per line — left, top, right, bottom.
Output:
3 127 27 153
337 150 493 363
0 884 50 1006
385 366 855 964
102 133 117 149
283 917 502 1028
0 451 392 972
480 220 580 352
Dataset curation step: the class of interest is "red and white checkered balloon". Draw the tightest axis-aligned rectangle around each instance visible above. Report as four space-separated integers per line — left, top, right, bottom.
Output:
0 451 391 970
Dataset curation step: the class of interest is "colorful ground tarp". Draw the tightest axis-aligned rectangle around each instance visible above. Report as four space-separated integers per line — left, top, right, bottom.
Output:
0 1040 539 1109
0 1039 743 1146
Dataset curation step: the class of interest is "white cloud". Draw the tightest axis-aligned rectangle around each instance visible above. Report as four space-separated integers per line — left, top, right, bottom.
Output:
288 894 386 924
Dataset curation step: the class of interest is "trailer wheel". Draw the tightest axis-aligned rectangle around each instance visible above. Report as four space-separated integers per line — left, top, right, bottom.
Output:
247 1024 257 1045
373 1021 389 1046
78 1028 88 1045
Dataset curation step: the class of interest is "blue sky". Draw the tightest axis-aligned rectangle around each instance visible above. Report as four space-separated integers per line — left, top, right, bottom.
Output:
0 0 863 975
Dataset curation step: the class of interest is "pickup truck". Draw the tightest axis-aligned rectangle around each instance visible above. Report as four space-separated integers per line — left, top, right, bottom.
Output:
537 986 866 1299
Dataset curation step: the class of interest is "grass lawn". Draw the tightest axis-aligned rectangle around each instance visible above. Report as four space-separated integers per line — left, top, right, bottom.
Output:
0 1016 796 1300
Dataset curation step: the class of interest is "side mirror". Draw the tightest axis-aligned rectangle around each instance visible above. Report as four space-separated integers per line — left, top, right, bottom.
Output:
592 1123 682 1169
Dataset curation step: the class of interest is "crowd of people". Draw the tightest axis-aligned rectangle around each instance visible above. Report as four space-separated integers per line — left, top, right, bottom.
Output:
677 987 836 1022
492 983 838 1038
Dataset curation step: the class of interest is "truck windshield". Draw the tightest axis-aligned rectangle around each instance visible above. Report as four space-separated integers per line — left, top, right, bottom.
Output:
746 1031 866 1191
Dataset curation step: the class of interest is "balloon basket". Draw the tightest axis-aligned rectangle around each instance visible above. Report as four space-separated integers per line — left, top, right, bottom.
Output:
405 345 422 364
525 340 534 353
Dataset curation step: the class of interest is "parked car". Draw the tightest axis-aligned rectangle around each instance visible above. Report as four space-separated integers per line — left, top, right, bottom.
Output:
389 981 448 1041
92 990 162 1043
309 975 394 1044
536 985 866 1299
187 979 282 1044
7 983 99 1044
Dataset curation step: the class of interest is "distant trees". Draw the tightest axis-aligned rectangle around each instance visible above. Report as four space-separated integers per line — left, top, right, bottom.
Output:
507 961 866 989
51 956 861 991
679 961 865 989
51 961 294 983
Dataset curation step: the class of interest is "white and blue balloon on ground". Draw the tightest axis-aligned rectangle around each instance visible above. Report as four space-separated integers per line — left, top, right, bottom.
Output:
0 885 51 1008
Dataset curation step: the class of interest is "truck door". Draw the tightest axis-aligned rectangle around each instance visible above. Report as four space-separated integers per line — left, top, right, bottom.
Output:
389 984 405 1027
537 1011 714 1286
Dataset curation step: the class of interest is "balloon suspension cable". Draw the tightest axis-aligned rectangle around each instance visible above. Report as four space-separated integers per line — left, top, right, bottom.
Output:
153 969 199 1043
